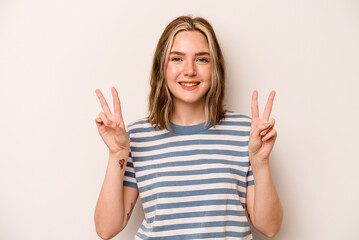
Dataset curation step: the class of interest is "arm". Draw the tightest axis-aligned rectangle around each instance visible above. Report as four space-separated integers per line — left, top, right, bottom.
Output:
94 151 139 240
246 165 282 238
93 87 139 239
246 90 283 238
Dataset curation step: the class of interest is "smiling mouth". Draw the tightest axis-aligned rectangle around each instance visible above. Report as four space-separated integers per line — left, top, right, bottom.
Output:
178 82 200 87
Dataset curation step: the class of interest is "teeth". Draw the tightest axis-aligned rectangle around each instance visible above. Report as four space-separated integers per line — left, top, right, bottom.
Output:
179 82 199 87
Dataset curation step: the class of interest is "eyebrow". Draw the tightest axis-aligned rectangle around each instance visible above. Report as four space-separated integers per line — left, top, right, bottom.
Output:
170 51 210 56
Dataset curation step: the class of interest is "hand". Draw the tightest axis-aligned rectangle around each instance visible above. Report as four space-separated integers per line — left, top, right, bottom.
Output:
248 90 277 166
95 87 130 155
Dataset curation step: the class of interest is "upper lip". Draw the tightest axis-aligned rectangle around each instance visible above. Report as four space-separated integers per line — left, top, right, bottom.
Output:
178 81 200 83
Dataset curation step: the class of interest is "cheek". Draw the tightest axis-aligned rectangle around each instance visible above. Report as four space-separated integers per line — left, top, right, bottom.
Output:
166 64 180 80
166 65 177 92
198 65 212 81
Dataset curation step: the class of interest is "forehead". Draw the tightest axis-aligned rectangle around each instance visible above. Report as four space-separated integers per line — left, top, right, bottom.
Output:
170 31 209 52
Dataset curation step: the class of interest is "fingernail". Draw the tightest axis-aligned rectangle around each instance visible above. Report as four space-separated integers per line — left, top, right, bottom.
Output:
260 131 265 136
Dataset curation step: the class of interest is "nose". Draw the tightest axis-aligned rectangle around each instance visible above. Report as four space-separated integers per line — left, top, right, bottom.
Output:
184 60 197 76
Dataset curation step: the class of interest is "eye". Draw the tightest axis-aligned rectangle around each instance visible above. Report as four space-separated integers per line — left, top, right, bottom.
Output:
171 57 182 62
197 58 209 63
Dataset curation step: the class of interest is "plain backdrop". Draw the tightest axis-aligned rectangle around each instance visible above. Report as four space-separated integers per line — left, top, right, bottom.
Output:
1 0 358 239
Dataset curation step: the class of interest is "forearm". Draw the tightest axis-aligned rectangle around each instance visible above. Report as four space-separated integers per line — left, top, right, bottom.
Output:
94 151 128 238
251 161 283 237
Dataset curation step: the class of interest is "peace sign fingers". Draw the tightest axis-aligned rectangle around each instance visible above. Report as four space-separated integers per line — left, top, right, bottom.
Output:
248 90 277 163
94 87 130 154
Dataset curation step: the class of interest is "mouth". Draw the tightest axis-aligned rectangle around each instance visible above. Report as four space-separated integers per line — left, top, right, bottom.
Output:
178 81 201 87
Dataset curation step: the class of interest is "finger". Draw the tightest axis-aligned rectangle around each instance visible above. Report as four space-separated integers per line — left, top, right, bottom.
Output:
262 129 277 142
251 90 259 119
262 90 276 121
99 112 112 127
95 117 103 126
251 121 270 138
260 118 275 136
111 87 125 126
111 87 122 115
95 89 112 117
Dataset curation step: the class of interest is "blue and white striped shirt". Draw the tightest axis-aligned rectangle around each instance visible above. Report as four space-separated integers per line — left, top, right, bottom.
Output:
123 110 254 239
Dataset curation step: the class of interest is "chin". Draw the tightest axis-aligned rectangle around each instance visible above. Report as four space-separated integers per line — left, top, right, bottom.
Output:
178 96 205 105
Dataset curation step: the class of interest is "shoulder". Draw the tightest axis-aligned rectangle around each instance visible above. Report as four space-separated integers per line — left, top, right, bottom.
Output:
126 117 151 134
220 109 252 125
127 117 150 129
126 117 163 136
209 110 252 135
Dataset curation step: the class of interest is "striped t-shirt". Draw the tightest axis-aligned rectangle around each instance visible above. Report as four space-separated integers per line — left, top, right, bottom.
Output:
123 110 254 240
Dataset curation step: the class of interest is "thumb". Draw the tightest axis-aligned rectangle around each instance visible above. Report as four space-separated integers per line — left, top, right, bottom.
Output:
251 121 271 137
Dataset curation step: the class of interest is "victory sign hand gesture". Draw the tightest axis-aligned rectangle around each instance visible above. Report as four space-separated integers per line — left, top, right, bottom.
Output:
95 87 130 155
248 90 277 166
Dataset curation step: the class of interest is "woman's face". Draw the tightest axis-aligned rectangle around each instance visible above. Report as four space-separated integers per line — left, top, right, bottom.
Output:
166 31 211 107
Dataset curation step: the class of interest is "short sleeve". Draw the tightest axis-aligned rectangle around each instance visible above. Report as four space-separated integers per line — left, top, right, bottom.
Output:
246 162 255 187
123 151 138 189
246 116 255 187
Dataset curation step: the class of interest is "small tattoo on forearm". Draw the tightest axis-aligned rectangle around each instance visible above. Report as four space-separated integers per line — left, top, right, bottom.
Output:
126 202 134 222
119 159 125 170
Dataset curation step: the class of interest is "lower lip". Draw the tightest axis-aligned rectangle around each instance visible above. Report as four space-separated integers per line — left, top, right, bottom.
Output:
179 83 200 91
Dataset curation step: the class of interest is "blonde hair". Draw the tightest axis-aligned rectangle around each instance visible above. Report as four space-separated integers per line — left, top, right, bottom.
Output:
147 16 225 132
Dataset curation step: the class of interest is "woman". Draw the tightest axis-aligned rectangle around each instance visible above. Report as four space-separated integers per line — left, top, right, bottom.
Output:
94 16 283 239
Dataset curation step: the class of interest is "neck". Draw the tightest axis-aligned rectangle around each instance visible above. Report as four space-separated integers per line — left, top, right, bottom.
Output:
170 98 206 126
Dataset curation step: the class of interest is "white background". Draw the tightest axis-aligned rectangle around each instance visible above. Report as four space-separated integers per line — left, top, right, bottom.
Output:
0 0 358 239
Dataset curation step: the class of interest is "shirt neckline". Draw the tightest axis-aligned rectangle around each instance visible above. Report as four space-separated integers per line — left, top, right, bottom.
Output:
169 121 212 135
